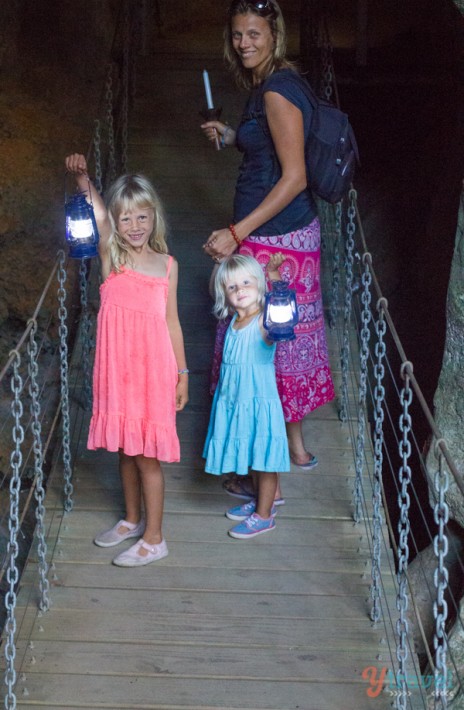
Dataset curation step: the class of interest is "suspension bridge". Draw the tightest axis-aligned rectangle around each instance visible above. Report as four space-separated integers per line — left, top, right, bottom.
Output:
0 4 462 709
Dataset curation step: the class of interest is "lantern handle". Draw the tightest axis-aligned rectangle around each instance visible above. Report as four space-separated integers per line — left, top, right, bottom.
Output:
64 171 94 208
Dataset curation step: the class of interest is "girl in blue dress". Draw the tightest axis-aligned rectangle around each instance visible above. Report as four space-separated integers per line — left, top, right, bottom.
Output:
203 254 290 539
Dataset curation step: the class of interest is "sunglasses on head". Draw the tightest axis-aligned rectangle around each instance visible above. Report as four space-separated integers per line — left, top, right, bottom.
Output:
250 0 272 9
230 0 275 16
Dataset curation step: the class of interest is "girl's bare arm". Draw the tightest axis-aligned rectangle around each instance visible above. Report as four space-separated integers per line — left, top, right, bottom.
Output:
165 258 189 411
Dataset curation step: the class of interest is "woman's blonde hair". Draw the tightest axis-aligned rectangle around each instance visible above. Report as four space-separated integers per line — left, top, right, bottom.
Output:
224 0 294 90
213 254 266 320
104 174 168 271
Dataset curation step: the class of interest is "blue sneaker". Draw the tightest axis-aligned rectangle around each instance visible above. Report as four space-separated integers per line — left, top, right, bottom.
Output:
228 513 276 539
226 500 277 521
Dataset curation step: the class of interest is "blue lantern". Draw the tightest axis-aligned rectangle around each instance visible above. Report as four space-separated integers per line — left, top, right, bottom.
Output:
65 191 99 259
263 280 299 342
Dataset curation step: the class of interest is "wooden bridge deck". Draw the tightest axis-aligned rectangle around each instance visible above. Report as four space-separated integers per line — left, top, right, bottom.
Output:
6 51 424 709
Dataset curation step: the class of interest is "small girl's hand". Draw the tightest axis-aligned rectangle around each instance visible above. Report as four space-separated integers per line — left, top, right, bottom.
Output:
65 153 88 175
266 252 285 280
175 379 189 411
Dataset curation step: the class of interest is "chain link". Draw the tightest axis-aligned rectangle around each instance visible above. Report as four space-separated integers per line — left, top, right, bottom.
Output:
433 442 449 709
104 64 116 186
93 119 103 194
370 304 387 622
353 254 372 522
329 202 342 328
57 252 74 512
131 0 144 95
395 366 413 709
319 200 328 253
318 13 333 101
26 321 50 613
118 0 131 173
4 351 24 709
321 48 333 102
339 190 357 422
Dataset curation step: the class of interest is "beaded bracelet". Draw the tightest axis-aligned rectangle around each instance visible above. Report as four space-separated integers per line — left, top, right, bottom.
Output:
178 369 189 375
229 224 242 247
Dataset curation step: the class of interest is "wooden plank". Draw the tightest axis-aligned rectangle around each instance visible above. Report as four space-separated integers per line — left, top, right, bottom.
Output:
11 608 387 650
10 639 382 682
23 565 390 598
10 674 406 710
27 538 381 573
36 509 371 545
44 489 358 520
17 585 375 620
36 512 383 561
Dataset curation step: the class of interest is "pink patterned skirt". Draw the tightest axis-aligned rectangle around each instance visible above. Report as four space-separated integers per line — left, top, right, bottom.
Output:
210 219 335 422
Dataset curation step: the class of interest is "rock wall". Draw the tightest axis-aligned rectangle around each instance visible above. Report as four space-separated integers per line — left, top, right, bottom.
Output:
426 194 464 528
0 0 118 363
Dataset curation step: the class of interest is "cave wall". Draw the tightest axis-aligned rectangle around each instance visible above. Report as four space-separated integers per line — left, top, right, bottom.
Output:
0 0 119 362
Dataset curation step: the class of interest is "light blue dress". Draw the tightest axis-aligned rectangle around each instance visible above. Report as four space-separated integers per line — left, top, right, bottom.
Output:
203 314 290 475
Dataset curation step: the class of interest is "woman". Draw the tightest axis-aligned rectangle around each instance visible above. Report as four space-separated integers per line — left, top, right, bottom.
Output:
201 0 335 487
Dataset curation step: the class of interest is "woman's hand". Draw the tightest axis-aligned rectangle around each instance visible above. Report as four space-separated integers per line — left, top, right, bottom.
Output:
201 121 236 147
65 153 88 175
203 228 238 261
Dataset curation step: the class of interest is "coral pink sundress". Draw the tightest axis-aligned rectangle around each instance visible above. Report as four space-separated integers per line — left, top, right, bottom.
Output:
87 257 180 461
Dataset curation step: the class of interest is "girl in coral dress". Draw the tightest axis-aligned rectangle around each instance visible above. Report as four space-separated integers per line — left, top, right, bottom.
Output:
65 154 188 567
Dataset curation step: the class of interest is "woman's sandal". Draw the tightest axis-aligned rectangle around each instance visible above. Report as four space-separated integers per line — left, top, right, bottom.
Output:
290 454 318 470
222 474 285 506
222 474 254 500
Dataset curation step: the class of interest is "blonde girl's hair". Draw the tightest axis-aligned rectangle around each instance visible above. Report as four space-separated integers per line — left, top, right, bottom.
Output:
224 0 295 90
104 174 168 272
213 254 266 320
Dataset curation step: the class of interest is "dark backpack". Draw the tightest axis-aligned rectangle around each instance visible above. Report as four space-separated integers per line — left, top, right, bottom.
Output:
257 72 359 204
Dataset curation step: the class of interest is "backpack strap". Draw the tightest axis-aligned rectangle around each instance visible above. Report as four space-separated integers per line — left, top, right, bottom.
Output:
253 71 317 139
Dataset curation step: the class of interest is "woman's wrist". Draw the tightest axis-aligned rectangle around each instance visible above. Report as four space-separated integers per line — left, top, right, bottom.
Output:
178 368 189 376
229 223 243 247
220 125 235 148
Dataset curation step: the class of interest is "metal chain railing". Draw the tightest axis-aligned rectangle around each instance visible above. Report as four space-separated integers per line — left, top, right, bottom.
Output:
104 63 117 186
352 252 372 522
93 119 103 194
120 0 131 173
339 190 356 422
395 364 413 710
328 201 342 328
302 6 464 704
4 351 24 710
433 440 450 709
370 300 387 623
26 320 49 613
57 252 74 512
